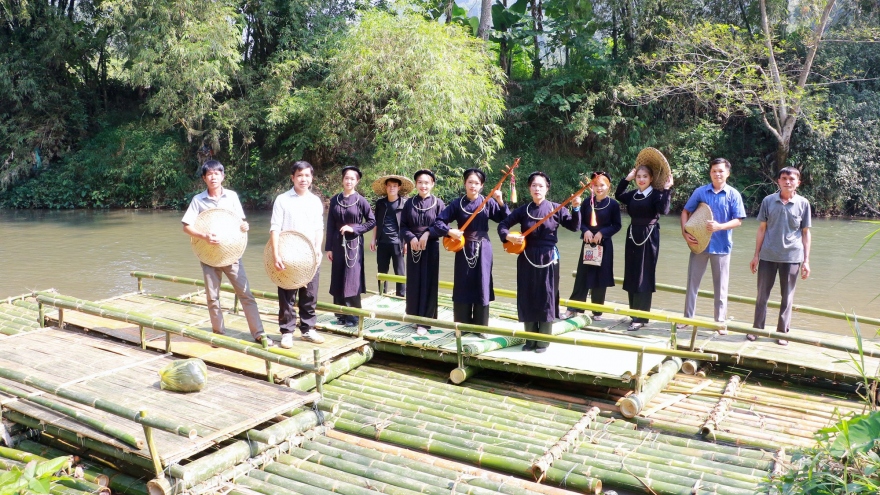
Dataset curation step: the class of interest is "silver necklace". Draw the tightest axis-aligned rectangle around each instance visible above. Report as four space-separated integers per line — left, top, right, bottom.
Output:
460 195 482 214
628 224 655 246
413 195 437 211
343 235 360 268
632 189 652 201
463 242 480 269
526 202 546 220
592 197 611 210
336 192 358 208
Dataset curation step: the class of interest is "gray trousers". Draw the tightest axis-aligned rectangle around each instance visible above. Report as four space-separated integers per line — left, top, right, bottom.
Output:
524 321 553 349
683 251 731 322
753 260 800 333
201 260 264 339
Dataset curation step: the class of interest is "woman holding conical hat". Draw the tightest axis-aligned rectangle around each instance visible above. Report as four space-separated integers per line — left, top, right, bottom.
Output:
564 171 621 321
497 172 582 353
435 169 510 328
615 148 674 331
401 169 445 336
325 166 376 327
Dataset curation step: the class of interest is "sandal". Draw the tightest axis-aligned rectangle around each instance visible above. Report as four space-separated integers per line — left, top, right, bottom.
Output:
746 334 757 342
716 328 728 336
777 339 789 346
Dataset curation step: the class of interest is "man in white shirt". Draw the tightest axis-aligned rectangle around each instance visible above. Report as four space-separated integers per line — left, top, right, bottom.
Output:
181 160 267 344
269 161 326 347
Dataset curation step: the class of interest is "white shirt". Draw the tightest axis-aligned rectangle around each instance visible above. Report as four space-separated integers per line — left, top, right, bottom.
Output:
270 188 325 250
181 188 245 225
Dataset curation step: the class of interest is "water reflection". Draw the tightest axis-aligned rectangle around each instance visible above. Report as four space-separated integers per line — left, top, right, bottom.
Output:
1 209 878 336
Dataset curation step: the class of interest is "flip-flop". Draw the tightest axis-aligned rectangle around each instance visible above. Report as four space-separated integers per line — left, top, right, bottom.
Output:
746 334 757 341
777 339 789 346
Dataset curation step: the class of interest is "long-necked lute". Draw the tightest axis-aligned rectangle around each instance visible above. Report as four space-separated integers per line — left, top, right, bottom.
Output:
502 180 591 255
442 158 521 253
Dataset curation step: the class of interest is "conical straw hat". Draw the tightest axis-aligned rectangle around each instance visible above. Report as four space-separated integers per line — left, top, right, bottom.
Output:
371 175 415 197
634 147 672 189
684 202 713 254
264 231 319 290
190 209 248 267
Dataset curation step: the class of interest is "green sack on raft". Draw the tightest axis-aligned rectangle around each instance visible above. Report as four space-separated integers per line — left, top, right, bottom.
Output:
158 358 208 392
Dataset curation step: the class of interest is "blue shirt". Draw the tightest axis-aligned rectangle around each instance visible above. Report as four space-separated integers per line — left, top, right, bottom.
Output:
683 183 746 255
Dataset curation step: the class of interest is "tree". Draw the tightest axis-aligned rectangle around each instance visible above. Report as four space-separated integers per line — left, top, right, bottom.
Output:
478 0 493 39
267 10 506 173
623 0 837 171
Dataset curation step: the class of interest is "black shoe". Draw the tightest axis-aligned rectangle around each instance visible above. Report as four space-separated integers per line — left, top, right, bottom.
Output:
344 319 358 327
522 341 536 351
534 347 548 354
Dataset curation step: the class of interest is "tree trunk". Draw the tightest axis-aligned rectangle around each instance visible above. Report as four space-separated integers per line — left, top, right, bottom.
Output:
531 0 543 79
477 0 492 40
444 0 454 24
775 141 790 171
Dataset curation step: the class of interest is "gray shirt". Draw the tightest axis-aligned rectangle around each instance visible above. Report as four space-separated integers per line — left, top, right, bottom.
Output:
757 192 811 263
181 188 246 225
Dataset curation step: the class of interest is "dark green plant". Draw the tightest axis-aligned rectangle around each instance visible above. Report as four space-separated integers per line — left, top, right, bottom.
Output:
0 457 71 495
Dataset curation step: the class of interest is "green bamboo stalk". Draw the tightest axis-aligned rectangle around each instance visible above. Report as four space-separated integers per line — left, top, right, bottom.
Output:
286 347 373 392
619 358 683 418
449 366 481 384
11 299 40 312
252 466 411 495
630 415 784 451
48 486 93 495
0 384 143 449
1 411 157 471
33 292 323 374
53 476 110 495
269 455 424 495
0 366 196 440
237 474 319 495
244 409 335 446
167 409 325 486
332 374 578 430
329 418 602 494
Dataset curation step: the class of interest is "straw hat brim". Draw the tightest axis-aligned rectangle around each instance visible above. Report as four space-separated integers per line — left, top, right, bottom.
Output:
264 231 319 290
634 147 672 190
190 209 247 267
371 175 415 197
684 203 713 254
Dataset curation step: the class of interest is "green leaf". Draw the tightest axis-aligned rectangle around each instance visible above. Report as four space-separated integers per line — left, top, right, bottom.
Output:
33 457 71 478
828 411 880 457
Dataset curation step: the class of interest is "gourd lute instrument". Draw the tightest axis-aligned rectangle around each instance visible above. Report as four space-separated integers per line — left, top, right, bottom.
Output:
443 158 520 253
502 180 591 255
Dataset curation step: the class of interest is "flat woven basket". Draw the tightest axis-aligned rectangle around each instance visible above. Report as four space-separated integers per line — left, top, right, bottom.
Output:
634 147 672 189
190 209 247 267
264 231 319 290
684 202 713 254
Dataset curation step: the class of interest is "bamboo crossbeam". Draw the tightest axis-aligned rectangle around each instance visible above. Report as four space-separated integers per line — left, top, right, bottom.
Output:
0 367 198 440
34 292 323 374
129 271 717 361
0 383 143 449
618 357 683 418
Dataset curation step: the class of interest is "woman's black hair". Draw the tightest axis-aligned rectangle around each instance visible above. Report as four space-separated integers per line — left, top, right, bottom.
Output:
342 166 362 179
291 160 314 175
413 169 436 182
527 171 551 188
462 168 485 184
201 160 224 177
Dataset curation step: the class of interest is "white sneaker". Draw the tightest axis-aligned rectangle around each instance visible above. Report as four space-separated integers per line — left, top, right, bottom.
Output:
301 330 325 344
280 333 294 349
416 326 428 336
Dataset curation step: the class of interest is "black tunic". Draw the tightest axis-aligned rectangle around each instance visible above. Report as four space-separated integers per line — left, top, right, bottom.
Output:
401 195 445 319
435 196 510 306
572 197 622 289
374 197 407 245
325 192 376 299
615 178 672 294
498 201 581 322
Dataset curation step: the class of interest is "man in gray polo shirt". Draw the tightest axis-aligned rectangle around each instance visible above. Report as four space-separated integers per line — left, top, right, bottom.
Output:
748 167 812 345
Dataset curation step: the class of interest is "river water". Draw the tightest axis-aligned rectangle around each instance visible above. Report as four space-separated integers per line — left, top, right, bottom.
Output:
1 209 879 336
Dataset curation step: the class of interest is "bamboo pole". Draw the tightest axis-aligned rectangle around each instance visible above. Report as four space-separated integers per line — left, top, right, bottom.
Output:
53 476 110 495
0 366 197 440
34 292 323 374
129 272 716 362
0 383 143 449
531 407 599 478
244 408 334 446
250 468 388 495
449 366 481 384
286 346 373 392
269 455 423 495
618 358 683 418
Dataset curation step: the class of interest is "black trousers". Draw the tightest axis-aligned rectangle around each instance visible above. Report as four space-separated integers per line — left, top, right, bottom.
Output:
627 291 652 323
523 321 553 349
453 303 490 327
377 242 406 296
567 286 607 316
278 268 320 334
333 294 362 323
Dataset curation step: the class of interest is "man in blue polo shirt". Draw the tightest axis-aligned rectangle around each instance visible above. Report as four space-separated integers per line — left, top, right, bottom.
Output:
678 158 746 334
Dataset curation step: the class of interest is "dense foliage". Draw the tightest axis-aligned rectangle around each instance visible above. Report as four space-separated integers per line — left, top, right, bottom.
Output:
1 0 879 215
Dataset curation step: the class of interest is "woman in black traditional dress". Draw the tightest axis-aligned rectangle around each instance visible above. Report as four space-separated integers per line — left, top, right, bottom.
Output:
325 166 376 327
564 171 621 320
498 172 581 353
615 165 673 331
401 170 445 336
435 169 509 329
